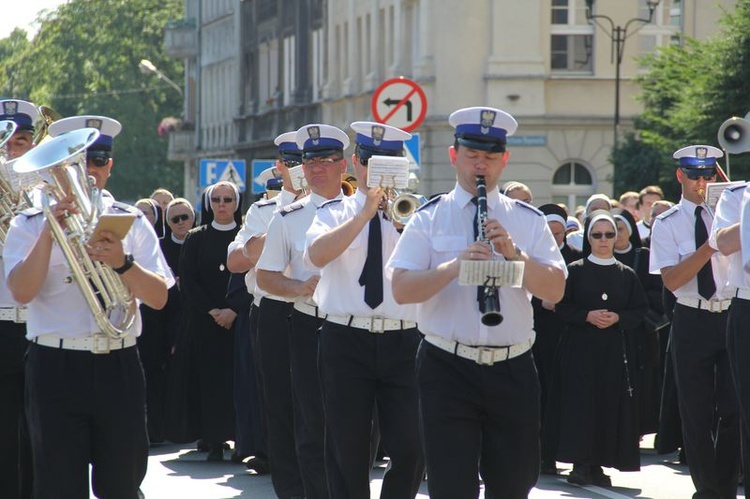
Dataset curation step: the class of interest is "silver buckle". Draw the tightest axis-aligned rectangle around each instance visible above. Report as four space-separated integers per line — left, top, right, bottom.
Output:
476 347 496 365
14 307 27 323
707 300 724 313
92 333 111 354
369 317 385 333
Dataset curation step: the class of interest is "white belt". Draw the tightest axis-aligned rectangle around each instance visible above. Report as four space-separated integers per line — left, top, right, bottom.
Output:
326 314 417 333
676 297 732 313
0 307 27 323
735 288 750 301
424 334 533 366
33 333 136 354
293 301 326 319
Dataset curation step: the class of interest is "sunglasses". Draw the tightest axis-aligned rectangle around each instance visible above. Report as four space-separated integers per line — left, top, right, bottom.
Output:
210 196 235 204
590 232 616 240
681 168 717 181
87 155 110 167
170 214 191 224
303 156 342 166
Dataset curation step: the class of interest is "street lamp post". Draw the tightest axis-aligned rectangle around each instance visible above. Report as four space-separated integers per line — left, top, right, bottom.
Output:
139 59 184 97
586 0 660 145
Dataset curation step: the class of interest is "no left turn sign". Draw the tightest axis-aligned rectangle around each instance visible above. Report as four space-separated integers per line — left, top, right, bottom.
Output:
371 77 427 133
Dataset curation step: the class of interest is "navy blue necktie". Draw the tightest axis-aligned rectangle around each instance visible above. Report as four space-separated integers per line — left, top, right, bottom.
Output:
359 215 383 308
694 206 716 300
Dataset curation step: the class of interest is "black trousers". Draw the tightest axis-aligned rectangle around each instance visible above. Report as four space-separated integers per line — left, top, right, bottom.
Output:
257 298 303 498
417 340 540 499
25 343 148 499
289 309 328 499
318 321 424 499
671 303 739 499
0 321 32 499
234 304 266 458
727 297 750 499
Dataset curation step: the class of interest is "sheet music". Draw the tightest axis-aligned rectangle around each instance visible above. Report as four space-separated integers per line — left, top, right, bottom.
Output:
287 165 307 191
3 158 41 192
366 155 409 189
706 181 745 212
458 260 525 288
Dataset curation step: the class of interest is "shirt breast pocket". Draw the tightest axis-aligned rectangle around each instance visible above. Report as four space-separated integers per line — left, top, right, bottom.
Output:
431 236 466 259
678 239 696 258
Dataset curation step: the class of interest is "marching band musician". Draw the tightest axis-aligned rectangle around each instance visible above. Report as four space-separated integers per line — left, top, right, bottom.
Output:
255 123 346 498
0 98 39 499
4 115 173 499
225 134 302 490
388 107 566 498
649 145 739 499
710 179 750 498
305 122 424 499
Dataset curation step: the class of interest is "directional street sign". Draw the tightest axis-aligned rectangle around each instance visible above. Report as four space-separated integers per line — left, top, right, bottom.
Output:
199 159 247 192
250 159 277 195
404 133 420 170
371 77 428 133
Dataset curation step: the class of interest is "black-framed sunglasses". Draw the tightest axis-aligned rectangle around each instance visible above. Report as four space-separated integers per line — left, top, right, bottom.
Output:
170 214 191 224
87 154 110 167
681 168 717 181
210 196 235 204
590 232 616 240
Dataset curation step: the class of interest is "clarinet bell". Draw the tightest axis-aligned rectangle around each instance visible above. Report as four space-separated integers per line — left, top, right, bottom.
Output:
481 291 503 326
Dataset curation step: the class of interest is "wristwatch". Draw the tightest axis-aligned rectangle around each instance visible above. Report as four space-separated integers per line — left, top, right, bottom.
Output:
113 253 135 274
509 245 524 261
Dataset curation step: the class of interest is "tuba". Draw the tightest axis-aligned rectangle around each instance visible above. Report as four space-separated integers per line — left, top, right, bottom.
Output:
13 128 137 339
0 119 19 242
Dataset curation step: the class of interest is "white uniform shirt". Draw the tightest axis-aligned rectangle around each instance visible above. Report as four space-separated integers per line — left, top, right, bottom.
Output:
305 189 417 321
637 220 651 241
709 183 749 292
649 196 731 299
3 199 174 340
387 183 566 346
256 192 341 307
741 185 750 274
227 190 296 300
0 243 20 308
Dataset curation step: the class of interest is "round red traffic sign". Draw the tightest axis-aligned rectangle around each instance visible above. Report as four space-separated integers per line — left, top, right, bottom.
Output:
371 77 427 133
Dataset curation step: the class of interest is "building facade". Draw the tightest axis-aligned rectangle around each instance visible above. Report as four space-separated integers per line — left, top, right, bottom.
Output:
166 0 735 209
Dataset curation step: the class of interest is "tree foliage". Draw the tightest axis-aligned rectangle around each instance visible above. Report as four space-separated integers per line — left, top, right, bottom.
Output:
613 0 750 200
0 0 184 201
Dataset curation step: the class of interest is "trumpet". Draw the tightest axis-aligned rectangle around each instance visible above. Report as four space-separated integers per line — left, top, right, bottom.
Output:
13 128 137 339
476 175 503 326
386 192 427 225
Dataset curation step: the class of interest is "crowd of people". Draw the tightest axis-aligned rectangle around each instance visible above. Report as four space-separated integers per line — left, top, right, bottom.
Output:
2 96 750 499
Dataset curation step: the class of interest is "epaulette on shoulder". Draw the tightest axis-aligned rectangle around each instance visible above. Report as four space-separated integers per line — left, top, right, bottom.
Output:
417 194 443 212
656 205 679 221
20 207 42 218
255 198 277 208
280 201 305 217
111 201 142 217
514 199 543 216
728 182 747 192
318 198 343 210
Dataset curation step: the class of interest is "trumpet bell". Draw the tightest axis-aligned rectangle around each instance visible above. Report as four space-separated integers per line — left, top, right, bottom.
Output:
341 173 358 196
14 128 100 175
0 120 17 151
718 116 750 155
389 193 427 225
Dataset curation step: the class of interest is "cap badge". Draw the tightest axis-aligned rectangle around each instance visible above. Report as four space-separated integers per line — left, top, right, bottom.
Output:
85 118 103 130
371 125 385 146
480 109 496 135
3 101 17 115
695 147 707 159
308 126 320 145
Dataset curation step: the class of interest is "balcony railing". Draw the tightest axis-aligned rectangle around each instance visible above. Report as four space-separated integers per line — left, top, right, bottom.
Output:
167 129 196 161
164 18 198 59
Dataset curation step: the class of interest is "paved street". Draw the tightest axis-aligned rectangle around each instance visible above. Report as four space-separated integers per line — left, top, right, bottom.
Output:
128 436 745 498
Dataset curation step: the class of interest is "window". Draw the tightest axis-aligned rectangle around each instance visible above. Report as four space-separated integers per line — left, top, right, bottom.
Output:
551 161 595 211
283 35 295 106
550 0 593 73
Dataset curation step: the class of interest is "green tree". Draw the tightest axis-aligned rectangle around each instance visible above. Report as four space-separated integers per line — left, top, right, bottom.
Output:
3 0 184 201
0 29 32 99
614 0 750 199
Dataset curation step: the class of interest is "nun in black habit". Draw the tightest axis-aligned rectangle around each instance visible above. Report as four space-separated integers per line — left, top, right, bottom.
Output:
555 210 648 487
179 181 243 460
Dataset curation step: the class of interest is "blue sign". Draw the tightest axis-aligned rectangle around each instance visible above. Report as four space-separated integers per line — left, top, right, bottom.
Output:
199 159 247 191
506 135 547 147
251 159 277 195
404 133 420 169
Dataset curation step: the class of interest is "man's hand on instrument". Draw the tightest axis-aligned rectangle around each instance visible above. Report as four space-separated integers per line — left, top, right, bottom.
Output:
87 230 126 268
484 218 517 260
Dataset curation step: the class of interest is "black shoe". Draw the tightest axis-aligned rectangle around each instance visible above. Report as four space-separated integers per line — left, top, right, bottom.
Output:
590 466 611 487
206 444 224 462
678 447 687 465
541 460 558 475
245 456 270 475
566 465 592 486
230 451 249 464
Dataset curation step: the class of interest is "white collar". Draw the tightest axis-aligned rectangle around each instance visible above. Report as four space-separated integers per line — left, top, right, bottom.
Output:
614 243 632 254
171 233 185 245
211 220 237 231
587 254 617 266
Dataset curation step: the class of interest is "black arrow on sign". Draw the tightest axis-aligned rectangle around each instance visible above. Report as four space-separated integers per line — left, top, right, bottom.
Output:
383 97 412 122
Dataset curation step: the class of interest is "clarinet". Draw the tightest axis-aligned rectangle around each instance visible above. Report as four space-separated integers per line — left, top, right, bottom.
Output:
475 176 503 326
